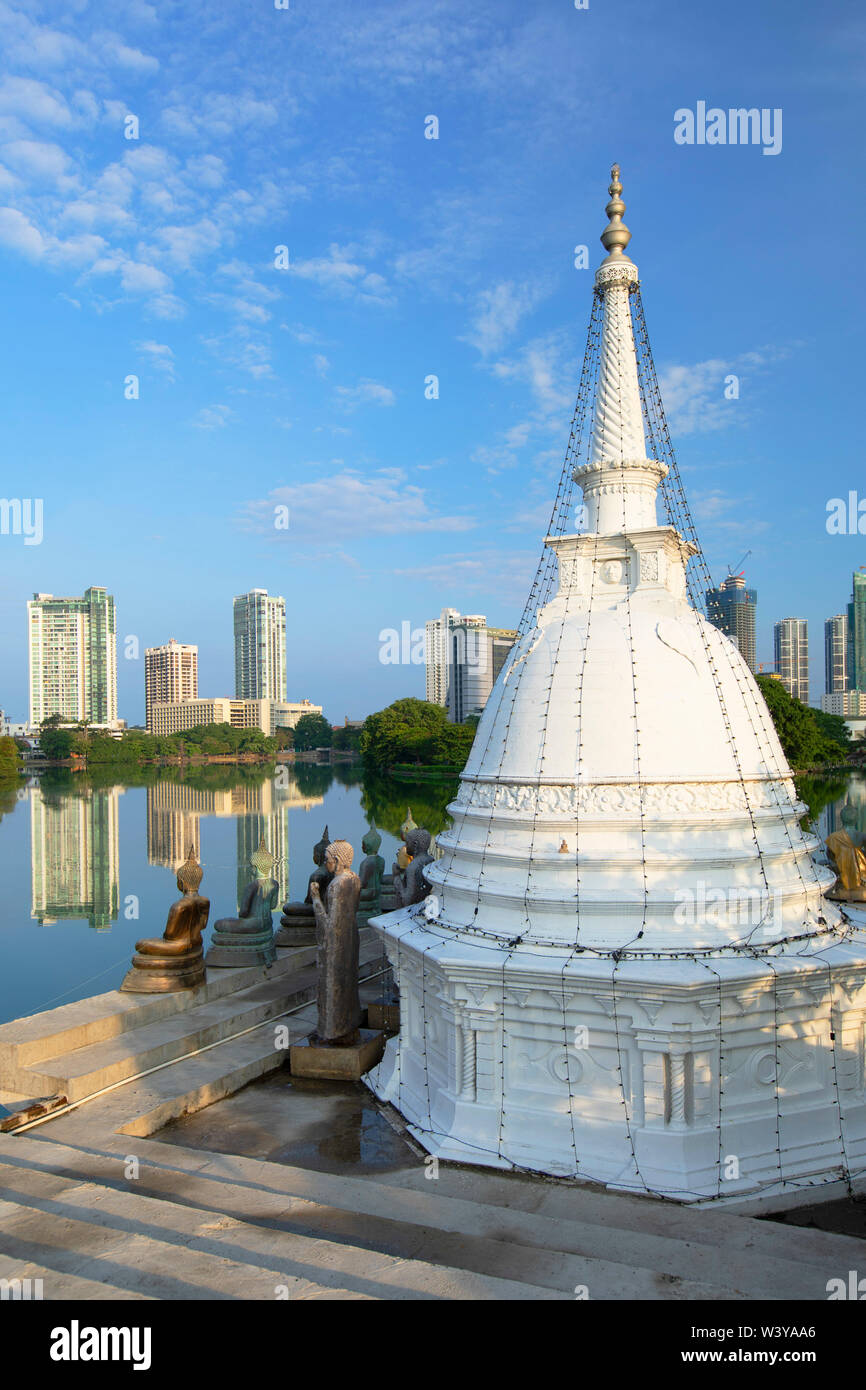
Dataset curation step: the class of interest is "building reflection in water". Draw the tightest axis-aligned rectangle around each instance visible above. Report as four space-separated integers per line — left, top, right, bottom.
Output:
819 771 866 843
146 772 324 904
30 784 121 930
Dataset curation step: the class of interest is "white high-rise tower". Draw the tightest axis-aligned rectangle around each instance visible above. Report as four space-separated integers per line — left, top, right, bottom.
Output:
367 168 866 1204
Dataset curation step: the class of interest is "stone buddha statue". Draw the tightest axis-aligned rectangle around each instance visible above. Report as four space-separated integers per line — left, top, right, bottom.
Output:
356 823 385 927
826 830 866 902
275 825 334 945
206 836 278 968
310 839 362 1044
121 847 209 993
380 807 416 912
394 826 434 907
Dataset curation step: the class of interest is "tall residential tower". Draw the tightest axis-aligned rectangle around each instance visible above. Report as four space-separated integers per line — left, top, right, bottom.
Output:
705 574 757 672
145 640 198 733
28 587 118 728
824 614 848 695
774 617 809 704
233 590 286 702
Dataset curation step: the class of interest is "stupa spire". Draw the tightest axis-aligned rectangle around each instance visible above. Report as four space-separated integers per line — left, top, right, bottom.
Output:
577 163 663 530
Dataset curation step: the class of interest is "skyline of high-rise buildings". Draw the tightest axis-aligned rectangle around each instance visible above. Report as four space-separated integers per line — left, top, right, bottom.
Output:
27 587 118 730
233 589 287 704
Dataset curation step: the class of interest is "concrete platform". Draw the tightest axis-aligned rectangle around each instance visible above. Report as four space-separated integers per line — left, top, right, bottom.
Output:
290 1029 385 1079
1 930 865 1300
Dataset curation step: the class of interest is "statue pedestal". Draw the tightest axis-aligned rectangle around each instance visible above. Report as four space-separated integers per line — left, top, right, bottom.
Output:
290 1028 385 1080
121 950 206 993
274 921 317 947
205 926 275 969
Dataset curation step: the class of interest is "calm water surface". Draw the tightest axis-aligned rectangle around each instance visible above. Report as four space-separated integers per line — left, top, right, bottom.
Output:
0 764 861 1028
0 763 456 1026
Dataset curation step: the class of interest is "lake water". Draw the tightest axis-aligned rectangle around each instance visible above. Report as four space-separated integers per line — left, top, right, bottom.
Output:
0 764 862 1028
0 762 457 1027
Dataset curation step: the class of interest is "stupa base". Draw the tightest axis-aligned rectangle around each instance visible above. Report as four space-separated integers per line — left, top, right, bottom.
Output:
366 910 866 1205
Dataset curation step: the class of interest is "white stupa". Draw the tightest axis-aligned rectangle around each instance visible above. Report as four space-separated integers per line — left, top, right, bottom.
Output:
368 167 866 1203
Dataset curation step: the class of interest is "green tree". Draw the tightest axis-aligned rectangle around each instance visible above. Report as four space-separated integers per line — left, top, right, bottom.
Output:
332 724 362 752
39 725 74 760
0 736 20 781
293 713 333 751
360 697 476 769
756 676 850 769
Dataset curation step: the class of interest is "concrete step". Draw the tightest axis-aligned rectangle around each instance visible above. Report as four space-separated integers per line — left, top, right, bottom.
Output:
114 1030 300 1137
34 1128 866 1300
1 936 383 1106
0 1254 154 1301
0 1135 778 1300
0 1152 566 1301
27 976 310 1103
369 1134 866 1272
0 946 319 1076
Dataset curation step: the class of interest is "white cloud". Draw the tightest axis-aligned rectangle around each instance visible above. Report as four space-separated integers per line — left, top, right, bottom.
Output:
0 206 44 257
192 404 233 430
492 331 576 424
335 378 395 409
288 242 392 304
1 138 72 181
394 547 537 606
137 339 175 378
464 280 547 357
241 469 475 540
94 31 159 73
0 77 74 127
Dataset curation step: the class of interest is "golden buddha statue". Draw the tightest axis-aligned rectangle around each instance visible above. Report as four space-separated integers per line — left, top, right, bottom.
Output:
826 830 866 902
121 847 209 993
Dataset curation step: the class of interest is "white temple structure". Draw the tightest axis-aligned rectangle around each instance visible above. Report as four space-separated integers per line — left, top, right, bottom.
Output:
368 167 866 1203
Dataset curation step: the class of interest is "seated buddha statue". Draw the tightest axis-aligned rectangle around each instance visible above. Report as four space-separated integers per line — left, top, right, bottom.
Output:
826 829 866 902
121 847 209 993
206 837 279 968
394 826 434 907
356 823 385 927
275 825 333 945
380 807 416 912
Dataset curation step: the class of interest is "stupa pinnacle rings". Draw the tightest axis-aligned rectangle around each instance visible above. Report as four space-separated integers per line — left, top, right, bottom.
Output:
600 161 633 263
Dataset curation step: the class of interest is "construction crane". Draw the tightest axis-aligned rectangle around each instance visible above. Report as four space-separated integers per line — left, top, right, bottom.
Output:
716 550 752 587
727 549 752 578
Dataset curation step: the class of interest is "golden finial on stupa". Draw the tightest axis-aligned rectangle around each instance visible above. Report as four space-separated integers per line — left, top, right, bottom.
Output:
600 162 632 264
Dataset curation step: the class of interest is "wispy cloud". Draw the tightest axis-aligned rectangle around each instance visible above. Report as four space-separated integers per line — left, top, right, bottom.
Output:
192 403 233 430
463 279 548 357
335 378 395 409
137 338 174 379
240 468 475 540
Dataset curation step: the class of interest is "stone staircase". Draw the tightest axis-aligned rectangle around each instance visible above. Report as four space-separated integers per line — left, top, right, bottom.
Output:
0 1124 862 1300
0 929 863 1301
0 936 385 1132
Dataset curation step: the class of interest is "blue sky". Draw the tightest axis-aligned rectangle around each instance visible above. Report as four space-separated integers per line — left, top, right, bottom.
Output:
0 0 864 722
